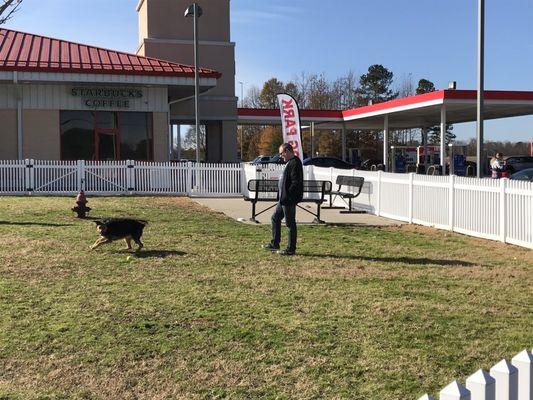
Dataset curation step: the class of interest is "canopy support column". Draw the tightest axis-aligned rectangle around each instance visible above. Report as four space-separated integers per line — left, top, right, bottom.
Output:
383 114 389 171
440 104 446 173
311 122 315 157
341 125 346 161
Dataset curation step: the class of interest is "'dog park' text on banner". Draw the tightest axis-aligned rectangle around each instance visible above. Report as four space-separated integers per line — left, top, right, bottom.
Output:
277 93 304 161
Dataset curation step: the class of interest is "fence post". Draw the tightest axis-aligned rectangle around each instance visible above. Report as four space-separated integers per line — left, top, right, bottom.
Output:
499 178 507 243
449 174 455 231
465 369 495 400
377 170 382 216
408 172 414 223
490 359 518 400
187 161 193 196
511 349 533 400
25 159 34 193
127 160 135 194
77 160 85 191
440 380 471 400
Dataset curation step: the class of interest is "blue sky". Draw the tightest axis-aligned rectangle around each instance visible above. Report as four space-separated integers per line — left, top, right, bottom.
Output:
5 0 533 142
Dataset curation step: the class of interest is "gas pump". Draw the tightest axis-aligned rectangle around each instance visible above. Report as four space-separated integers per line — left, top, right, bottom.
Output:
348 148 362 168
448 144 468 176
390 146 418 173
416 146 440 173
390 146 406 173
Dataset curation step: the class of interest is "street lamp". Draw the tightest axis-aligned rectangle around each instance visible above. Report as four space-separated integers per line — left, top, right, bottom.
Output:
184 3 203 164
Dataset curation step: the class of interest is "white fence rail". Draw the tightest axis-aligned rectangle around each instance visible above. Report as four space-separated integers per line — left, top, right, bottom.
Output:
0 160 242 197
419 349 532 400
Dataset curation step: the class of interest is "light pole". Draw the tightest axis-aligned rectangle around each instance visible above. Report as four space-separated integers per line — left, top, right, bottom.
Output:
184 3 203 164
476 0 485 178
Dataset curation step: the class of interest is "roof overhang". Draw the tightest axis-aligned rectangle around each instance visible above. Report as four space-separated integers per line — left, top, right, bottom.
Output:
0 70 217 101
342 90 533 129
238 90 533 130
237 108 344 125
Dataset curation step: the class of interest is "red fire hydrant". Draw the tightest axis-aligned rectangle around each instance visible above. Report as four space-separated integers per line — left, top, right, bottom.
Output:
72 190 91 218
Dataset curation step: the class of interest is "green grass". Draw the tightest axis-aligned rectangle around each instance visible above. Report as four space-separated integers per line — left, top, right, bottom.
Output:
0 196 531 399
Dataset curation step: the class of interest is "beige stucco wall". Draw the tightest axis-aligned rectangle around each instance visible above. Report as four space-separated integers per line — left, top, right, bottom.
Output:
152 112 169 161
0 110 17 159
138 0 231 43
23 110 60 159
137 0 238 162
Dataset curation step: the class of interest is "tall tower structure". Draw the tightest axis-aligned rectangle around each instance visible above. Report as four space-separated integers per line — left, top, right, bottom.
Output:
136 0 237 162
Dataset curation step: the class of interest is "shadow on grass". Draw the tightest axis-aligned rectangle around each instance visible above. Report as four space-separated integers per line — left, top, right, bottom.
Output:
0 220 74 227
298 253 476 267
117 249 187 258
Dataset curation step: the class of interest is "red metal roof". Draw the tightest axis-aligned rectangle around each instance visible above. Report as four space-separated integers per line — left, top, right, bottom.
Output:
0 28 221 79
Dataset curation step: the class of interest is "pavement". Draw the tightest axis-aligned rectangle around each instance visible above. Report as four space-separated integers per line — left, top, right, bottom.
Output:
191 197 403 226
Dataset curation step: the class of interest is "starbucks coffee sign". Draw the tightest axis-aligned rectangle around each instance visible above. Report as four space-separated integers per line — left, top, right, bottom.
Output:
71 87 143 109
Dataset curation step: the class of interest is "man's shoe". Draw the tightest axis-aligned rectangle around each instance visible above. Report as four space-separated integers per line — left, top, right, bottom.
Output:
262 243 280 251
277 249 295 256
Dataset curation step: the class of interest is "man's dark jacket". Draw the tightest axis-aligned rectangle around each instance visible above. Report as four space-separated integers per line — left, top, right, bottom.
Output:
280 156 304 206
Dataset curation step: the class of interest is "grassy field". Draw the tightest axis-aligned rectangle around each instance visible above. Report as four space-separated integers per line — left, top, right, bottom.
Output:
0 196 531 400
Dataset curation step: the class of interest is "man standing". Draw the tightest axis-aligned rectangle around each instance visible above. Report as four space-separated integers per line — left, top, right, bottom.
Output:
263 143 304 256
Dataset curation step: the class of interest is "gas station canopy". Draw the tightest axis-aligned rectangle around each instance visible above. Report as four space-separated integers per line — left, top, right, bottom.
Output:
237 89 533 129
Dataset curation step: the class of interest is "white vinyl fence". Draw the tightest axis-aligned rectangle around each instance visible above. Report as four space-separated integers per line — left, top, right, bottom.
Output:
418 349 532 400
0 160 242 197
1 160 532 249
242 164 533 249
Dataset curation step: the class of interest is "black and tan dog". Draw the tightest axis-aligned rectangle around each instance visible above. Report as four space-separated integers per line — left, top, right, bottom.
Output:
90 218 148 251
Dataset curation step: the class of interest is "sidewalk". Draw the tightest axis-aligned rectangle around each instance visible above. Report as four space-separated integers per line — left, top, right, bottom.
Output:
192 197 403 226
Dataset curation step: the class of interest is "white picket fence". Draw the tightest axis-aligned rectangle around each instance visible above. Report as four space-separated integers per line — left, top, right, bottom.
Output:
419 349 533 400
1 160 532 249
242 163 533 250
0 159 243 197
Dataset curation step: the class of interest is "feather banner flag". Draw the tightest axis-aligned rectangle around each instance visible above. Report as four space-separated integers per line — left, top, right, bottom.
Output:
277 93 304 161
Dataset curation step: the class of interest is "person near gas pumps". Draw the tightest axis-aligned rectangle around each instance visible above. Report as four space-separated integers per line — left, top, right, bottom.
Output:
490 152 507 178
263 143 304 256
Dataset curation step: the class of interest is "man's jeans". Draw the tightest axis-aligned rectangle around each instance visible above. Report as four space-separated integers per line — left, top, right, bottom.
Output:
271 202 297 252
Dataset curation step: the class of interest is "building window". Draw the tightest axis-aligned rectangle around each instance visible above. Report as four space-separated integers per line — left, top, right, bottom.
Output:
119 112 153 161
60 111 153 161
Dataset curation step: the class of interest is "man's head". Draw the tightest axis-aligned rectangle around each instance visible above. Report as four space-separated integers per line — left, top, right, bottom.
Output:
279 143 294 162
496 152 504 159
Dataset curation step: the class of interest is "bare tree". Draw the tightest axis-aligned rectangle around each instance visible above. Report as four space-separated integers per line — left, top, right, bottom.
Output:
0 0 23 25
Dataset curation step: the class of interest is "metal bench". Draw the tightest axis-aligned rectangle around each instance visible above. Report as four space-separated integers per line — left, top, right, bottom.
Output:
329 175 365 213
244 179 332 223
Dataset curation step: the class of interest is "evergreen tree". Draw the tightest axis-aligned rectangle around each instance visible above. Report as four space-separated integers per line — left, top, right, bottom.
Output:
358 64 398 105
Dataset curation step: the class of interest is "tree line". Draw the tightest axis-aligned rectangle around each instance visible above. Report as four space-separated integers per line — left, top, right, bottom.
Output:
235 65 528 162
236 65 455 162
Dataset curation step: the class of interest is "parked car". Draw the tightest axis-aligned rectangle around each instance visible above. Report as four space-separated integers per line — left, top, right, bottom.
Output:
251 155 272 165
510 168 533 182
504 156 533 174
303 156 357 169
251 155 285 165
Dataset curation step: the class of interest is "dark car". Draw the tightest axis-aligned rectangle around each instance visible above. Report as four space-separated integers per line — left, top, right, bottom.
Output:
504 156 533 174
251 155 285 165
303 156 357 169
510 168 533 182
251 155 272 165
